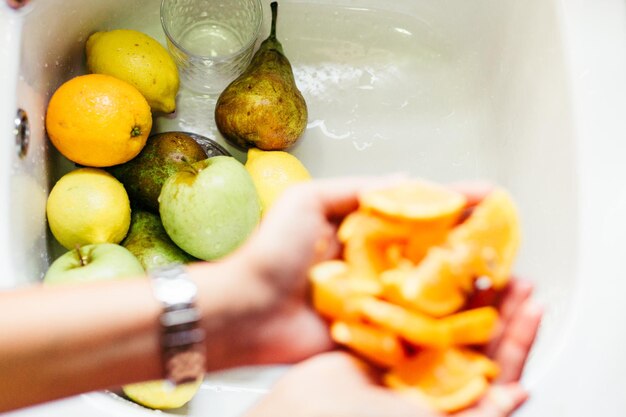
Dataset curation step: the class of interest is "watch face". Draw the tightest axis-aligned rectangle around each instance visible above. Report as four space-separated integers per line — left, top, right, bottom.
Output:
152 267 198 306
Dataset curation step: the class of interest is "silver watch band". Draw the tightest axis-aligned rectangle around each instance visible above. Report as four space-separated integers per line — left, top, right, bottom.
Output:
150 264 206 385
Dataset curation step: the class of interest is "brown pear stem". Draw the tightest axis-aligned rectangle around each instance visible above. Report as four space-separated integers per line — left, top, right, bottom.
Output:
270 1 278 40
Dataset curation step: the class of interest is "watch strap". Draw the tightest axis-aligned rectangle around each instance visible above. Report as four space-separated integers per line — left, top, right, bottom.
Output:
150 264 206 385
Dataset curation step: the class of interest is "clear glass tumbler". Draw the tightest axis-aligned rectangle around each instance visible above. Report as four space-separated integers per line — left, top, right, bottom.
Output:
161 0 263 95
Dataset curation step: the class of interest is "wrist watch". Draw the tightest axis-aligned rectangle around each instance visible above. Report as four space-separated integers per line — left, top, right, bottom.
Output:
150 264 206 385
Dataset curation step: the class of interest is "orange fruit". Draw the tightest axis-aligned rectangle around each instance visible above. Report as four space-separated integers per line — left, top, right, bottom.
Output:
379 188 520 317
307 179 520 414
359 179 467 223
339 211 408 280
339 210 453 281
46 74 152 167
331 321 406 368
355 297 452 348
447 188 520 288
309 260 382 320
442 306 499 345
380 248 467 318
384 347 499 412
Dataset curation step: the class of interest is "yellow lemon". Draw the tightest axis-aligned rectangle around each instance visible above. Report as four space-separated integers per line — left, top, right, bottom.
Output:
86 29 179 113
46 168 131 249
122 378 203 410
245 148 311 214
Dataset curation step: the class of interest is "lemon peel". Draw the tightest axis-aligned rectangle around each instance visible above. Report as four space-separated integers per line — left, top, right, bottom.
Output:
122 378 203 410
86 29 179 113
245 148 311 214
46 168 131 249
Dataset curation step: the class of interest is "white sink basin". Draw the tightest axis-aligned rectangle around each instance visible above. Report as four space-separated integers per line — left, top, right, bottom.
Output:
1 0 625 415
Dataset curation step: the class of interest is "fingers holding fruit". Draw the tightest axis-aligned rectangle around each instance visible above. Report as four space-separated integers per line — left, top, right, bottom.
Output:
308 179 538 414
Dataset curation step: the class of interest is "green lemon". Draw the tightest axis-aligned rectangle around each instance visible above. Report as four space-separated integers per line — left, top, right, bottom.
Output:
86 29 179 113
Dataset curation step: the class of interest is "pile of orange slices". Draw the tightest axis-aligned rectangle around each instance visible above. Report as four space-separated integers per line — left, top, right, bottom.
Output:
309 179 520 412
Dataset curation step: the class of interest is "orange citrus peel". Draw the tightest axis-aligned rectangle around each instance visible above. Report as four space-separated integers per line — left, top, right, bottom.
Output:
308 179 521 413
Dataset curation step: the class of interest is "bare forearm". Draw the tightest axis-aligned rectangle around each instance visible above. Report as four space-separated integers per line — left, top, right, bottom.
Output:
0 277 161 410
0 257 268 412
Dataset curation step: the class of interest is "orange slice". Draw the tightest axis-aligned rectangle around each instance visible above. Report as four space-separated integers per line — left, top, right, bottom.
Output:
447 188 520 288
443 306 499 346
339 211 411 279
331 321 406 368
309 260 382 320
339 210 454 280
359 180 467 223
384 347 499 413
381 247 467 318
356 297 451 348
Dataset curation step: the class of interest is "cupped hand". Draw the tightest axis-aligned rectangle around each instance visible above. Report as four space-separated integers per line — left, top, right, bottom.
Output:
453 279 542 417
245 278 541 417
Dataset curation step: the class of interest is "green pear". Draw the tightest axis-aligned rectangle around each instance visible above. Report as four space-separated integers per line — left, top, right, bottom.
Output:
215 1 307 151
121 208 195 271
109 132 208 212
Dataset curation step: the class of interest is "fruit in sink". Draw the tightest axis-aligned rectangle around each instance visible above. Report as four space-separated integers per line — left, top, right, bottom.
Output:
122 378 203 410
119 211 204 407
43 243 143 285
109 132 208 212
159 156 261 261
122 208 195 270
308 180 521 413
215 1 308 151
244 148 311 214
45 74 152 167
384 347 500 413
86 29 180 113
42 242 200 409
46 168 131 250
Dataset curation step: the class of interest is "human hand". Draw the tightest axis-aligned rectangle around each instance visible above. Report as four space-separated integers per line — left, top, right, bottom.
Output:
230 177 400 365
245 278 541 417
454 279 542 417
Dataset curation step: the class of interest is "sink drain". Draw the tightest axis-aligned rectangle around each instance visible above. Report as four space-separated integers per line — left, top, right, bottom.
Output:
14 108 30 158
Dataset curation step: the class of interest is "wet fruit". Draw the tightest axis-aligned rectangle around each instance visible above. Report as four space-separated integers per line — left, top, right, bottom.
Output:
215 2 308 150
245 148 311 214
109 132 208 212
46 168 131 249
122 378 203 410
45 74 152 167
385 347 499 413
159 156 261 261
308 179 521 413
86 29 180 113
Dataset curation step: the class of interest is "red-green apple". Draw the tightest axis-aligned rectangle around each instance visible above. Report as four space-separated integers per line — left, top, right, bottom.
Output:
159 156 261 261
44 243 144 285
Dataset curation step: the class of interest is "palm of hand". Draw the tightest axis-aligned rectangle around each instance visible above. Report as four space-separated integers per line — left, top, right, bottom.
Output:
247 278 541 417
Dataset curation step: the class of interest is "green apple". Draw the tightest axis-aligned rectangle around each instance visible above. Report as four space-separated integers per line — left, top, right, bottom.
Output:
44 243 144 285
159 156 261 261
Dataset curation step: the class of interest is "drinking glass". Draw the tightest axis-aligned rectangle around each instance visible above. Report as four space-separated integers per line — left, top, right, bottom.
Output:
161 0 263 94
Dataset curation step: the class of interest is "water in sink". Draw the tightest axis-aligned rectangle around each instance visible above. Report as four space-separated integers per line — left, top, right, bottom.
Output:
6 1 578 416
